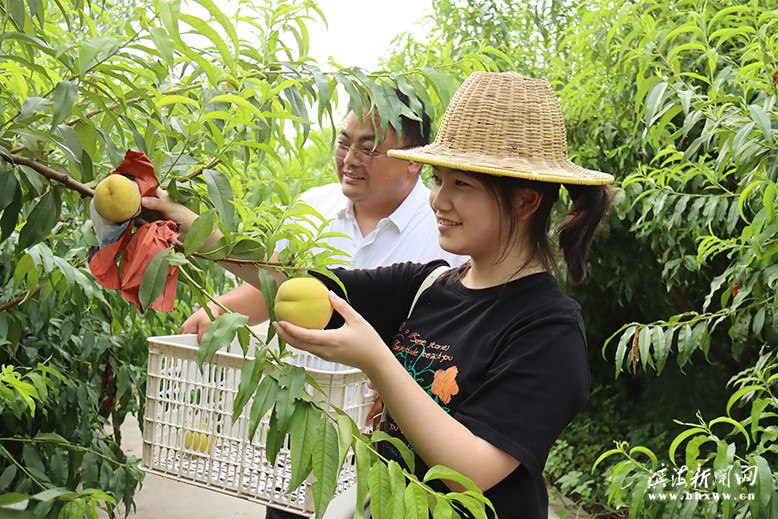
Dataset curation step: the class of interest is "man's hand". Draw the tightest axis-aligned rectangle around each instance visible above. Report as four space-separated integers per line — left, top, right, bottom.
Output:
141 188 199 238
180 305 221 343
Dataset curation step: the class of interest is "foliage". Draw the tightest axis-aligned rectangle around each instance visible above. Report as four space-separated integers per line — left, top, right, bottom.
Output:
592 360 778 519
0 0 507 517
553 0 778 516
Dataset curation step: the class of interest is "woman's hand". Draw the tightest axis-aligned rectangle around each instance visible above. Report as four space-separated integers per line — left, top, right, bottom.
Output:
271 291 392 376
141 188 199 238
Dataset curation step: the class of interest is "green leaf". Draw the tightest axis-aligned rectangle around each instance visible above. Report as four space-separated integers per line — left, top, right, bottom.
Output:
432 495 454 519
592 445 627 473
233 358 258 421
51 80 78 128
726 384 764 416
644 81 668 126
148 27 175 68
423 465 479 493
669 427 706 463
709 416 750 447
229 238 265 260
336 412 354 467
52 124 83 171
0 465 17 490
628 446 658 470
353 440 372 519
202 169 235 230
257 269 279 343
195 235 232 260
1 186 22 243
265 396 289 465
198 312 247 368
748 104 773 143
18 191 58 250
386 460 406 517
179 14 235 74
654 326 671 375
184 209 216 256
0 492 31 507
288 403 320 492
638 324 652 371
0 166 19 212
311 417 339 519
19 96 51 120
139 248 172 312
157 0 181 40
370 431 415 473
78 36 119 78
403 483 429 519
676 324 694 368
369 461 391 519
750 455 772 517
247 374 280 441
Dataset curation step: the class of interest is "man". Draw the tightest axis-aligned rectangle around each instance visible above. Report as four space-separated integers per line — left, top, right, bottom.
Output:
182 92 465 341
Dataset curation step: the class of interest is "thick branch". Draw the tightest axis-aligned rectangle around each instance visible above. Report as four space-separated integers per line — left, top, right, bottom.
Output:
0 287 42 312
0 152 93 197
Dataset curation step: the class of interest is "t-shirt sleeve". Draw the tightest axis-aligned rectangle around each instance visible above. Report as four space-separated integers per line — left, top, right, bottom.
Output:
312 260 449 345
454 313 590 476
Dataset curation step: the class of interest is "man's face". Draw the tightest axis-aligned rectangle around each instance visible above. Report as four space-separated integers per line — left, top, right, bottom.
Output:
334 109 417 208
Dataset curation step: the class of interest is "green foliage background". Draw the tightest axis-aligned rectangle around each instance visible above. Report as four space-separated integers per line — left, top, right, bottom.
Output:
1 0 777 518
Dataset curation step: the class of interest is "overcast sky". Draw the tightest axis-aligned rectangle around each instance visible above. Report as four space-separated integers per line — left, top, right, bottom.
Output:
306 0 432 70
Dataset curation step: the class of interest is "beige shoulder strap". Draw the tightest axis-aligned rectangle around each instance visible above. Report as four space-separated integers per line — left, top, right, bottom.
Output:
407 265 450 319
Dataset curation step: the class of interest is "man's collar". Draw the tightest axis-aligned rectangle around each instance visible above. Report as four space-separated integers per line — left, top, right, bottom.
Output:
380 179 426 233
337 178 426 232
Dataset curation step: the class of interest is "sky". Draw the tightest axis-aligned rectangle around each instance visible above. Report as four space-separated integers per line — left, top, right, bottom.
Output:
305 0 433 70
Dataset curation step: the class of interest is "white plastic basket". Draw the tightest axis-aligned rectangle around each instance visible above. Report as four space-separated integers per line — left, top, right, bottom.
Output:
141 334 371 515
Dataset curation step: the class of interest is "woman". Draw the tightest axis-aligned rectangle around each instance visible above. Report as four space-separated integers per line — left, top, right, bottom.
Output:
143 72 614 518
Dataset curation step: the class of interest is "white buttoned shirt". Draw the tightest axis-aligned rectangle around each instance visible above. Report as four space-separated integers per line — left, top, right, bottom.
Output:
282 180 466 269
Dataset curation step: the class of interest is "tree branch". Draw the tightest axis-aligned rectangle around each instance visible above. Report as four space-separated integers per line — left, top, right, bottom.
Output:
179 158 222 182
8 84 202 155
0 287 42 312
0 151 94 197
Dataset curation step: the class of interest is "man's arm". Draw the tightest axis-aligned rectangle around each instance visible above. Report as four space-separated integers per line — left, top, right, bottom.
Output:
182 281 269 341
141 190 287 337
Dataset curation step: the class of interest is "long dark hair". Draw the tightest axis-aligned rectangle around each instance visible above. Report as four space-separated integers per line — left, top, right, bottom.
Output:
459 172 613 285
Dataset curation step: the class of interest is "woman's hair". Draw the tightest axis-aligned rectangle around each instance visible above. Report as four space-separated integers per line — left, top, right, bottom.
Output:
459 172 613 285
558 184 614 284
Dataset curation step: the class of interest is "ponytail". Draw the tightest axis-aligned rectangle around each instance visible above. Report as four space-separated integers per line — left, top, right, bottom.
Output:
558 184 614 285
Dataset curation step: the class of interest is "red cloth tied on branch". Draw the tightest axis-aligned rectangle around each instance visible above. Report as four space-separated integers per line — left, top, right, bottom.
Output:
88 150 179 312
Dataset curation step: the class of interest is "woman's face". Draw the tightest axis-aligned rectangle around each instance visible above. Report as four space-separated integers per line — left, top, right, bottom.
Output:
429 167 510 263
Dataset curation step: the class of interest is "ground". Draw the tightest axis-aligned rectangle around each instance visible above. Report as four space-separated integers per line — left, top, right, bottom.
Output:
103 414 585 518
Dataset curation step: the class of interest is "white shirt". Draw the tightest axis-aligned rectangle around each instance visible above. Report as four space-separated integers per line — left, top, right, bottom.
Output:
284 180 466 269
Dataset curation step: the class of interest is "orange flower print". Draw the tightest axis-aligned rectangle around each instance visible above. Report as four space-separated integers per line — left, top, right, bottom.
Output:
431 366 459 405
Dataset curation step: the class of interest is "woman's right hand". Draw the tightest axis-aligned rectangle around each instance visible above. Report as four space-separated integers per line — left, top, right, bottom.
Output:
141 188 199 239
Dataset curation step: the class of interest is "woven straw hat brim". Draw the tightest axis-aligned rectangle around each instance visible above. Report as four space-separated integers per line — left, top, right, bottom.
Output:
390 71 614 186
388 145 614 186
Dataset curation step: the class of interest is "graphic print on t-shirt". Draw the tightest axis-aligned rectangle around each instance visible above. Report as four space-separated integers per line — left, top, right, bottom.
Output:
391 320 460 412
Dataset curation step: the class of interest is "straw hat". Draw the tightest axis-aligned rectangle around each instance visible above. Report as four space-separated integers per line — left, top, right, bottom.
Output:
388 72 614 185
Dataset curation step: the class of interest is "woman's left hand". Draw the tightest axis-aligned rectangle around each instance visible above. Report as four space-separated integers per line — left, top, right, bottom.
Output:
272 291 390 375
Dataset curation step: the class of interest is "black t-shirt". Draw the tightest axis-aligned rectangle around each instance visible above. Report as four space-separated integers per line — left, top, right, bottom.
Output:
317 261 590 519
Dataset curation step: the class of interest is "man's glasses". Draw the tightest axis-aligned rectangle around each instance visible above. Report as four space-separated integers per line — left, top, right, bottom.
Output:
333 140 387 167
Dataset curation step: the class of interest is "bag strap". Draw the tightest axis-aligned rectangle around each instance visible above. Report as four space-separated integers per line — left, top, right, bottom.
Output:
407 265 449 319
